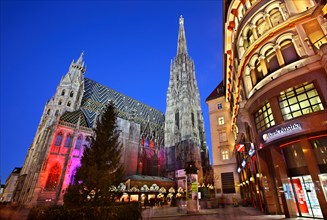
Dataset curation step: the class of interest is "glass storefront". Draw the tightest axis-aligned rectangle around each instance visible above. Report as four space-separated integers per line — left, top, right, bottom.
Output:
290 175 323 218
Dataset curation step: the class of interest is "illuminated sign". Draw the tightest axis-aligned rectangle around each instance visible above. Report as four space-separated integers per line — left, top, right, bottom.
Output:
241 160 246 167
248 143 255 157
237 167 241 173
236 144 245 152
262 123 302 143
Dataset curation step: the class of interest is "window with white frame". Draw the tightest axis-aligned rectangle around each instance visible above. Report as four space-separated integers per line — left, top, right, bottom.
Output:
222 150 229 160
218 116 225 125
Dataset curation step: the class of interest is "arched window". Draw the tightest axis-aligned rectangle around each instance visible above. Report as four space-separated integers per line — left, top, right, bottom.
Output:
45 163 61 191
280 39 299 65
250 59 263 86
54 132 63 146
58 100 62 105
269 8 283 27
75 136 82 149
191 112 195 127
70 91 74 98
47 109 51 115
61 90 65 96
64 134 72 148
84 136 91 148
175 110 180 130
256 17 268 37
244 29 254 50
266 48 279 73
67 101 71 107
55 110 59 116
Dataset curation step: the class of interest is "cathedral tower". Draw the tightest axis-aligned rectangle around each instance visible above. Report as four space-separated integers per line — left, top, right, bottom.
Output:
165 16 209 181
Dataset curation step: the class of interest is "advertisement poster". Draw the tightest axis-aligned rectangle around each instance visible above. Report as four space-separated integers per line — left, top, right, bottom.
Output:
292 178 309 214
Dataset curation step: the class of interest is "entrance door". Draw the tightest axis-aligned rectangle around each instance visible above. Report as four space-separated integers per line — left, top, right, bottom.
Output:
290 175 323 218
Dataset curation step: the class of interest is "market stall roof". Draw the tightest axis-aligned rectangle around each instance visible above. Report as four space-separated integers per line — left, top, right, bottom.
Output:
124 175 174 183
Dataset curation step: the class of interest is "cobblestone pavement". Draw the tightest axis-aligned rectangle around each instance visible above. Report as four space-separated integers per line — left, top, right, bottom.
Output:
142 205 311 220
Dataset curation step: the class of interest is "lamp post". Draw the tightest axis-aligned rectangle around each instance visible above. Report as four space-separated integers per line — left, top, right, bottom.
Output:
185 160 199 213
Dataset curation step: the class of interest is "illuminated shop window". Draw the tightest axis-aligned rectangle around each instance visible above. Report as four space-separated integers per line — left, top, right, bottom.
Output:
45 163 61 191
218 117 225 125
254 101 275 132
217 103 223 109
75 136 82 149
279 82 324 120
64 134 72 148
222 150 229 160
54 132 63 146
309 136 327 168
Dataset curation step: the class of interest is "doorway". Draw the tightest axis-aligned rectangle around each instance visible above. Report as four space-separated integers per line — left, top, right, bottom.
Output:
290 175 323 218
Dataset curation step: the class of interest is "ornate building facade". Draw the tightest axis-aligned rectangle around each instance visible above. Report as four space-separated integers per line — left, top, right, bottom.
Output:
165 16 210 186
13 16 211 206
13 53 165 206
223 0 327 218
206 82 240 199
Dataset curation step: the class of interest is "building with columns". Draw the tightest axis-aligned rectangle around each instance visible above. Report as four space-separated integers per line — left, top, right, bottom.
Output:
223 0 327 219
164 16 210 186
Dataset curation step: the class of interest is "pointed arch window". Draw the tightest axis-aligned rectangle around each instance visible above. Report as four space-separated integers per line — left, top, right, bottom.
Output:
58 100 62 105
67 101 71 107
84 136 91 148
70 91 74 98
47 109 51 115
61 90 65 96
75 136 83 149
54 132 63 146
45 163 61 191
191 112 195 127
175 110 180 130
64 134 72 148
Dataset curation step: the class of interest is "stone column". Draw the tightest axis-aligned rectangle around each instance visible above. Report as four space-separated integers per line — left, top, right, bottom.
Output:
270 146 297 218
274 45 285 67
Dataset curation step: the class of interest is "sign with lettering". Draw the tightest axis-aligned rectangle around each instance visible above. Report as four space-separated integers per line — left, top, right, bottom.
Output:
262 123 302 143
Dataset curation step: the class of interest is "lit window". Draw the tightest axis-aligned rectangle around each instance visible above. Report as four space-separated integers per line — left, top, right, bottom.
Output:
254 101 275 132
218 117 225 125
54 133 63 146
269 8 283 27
75 136 82 149
64 135 72 148
45 163 61 191
279 82 324 120
222 150 229 160
217 103 223 109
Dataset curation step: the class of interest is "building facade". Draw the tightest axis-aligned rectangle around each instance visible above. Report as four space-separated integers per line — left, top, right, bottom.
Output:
206 82 240 200
165 16 210 186
13 53 165 206
1 168 21 202
223 0 327 219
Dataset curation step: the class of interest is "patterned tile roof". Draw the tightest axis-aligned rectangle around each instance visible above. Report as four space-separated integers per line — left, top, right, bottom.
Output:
60 109 89 127
80 78 165 129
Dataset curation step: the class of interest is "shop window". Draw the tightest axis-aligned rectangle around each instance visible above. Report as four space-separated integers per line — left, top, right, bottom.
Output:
64 134 72 148
310 136 327 171
75 136 82 149
254 101 275 132
54 132 63 146
218 116 225 125
281 40 299 65
282 143 309 177
222 150 229 160
279 82 324 120
45 163 61 191
269 8 283 27
221 172 235 193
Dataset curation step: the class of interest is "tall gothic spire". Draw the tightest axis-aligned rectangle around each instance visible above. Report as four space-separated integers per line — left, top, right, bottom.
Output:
76 51 84 65
177 15 188 56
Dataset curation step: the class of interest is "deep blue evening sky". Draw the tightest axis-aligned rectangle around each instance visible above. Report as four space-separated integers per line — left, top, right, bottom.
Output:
0 1 223 182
